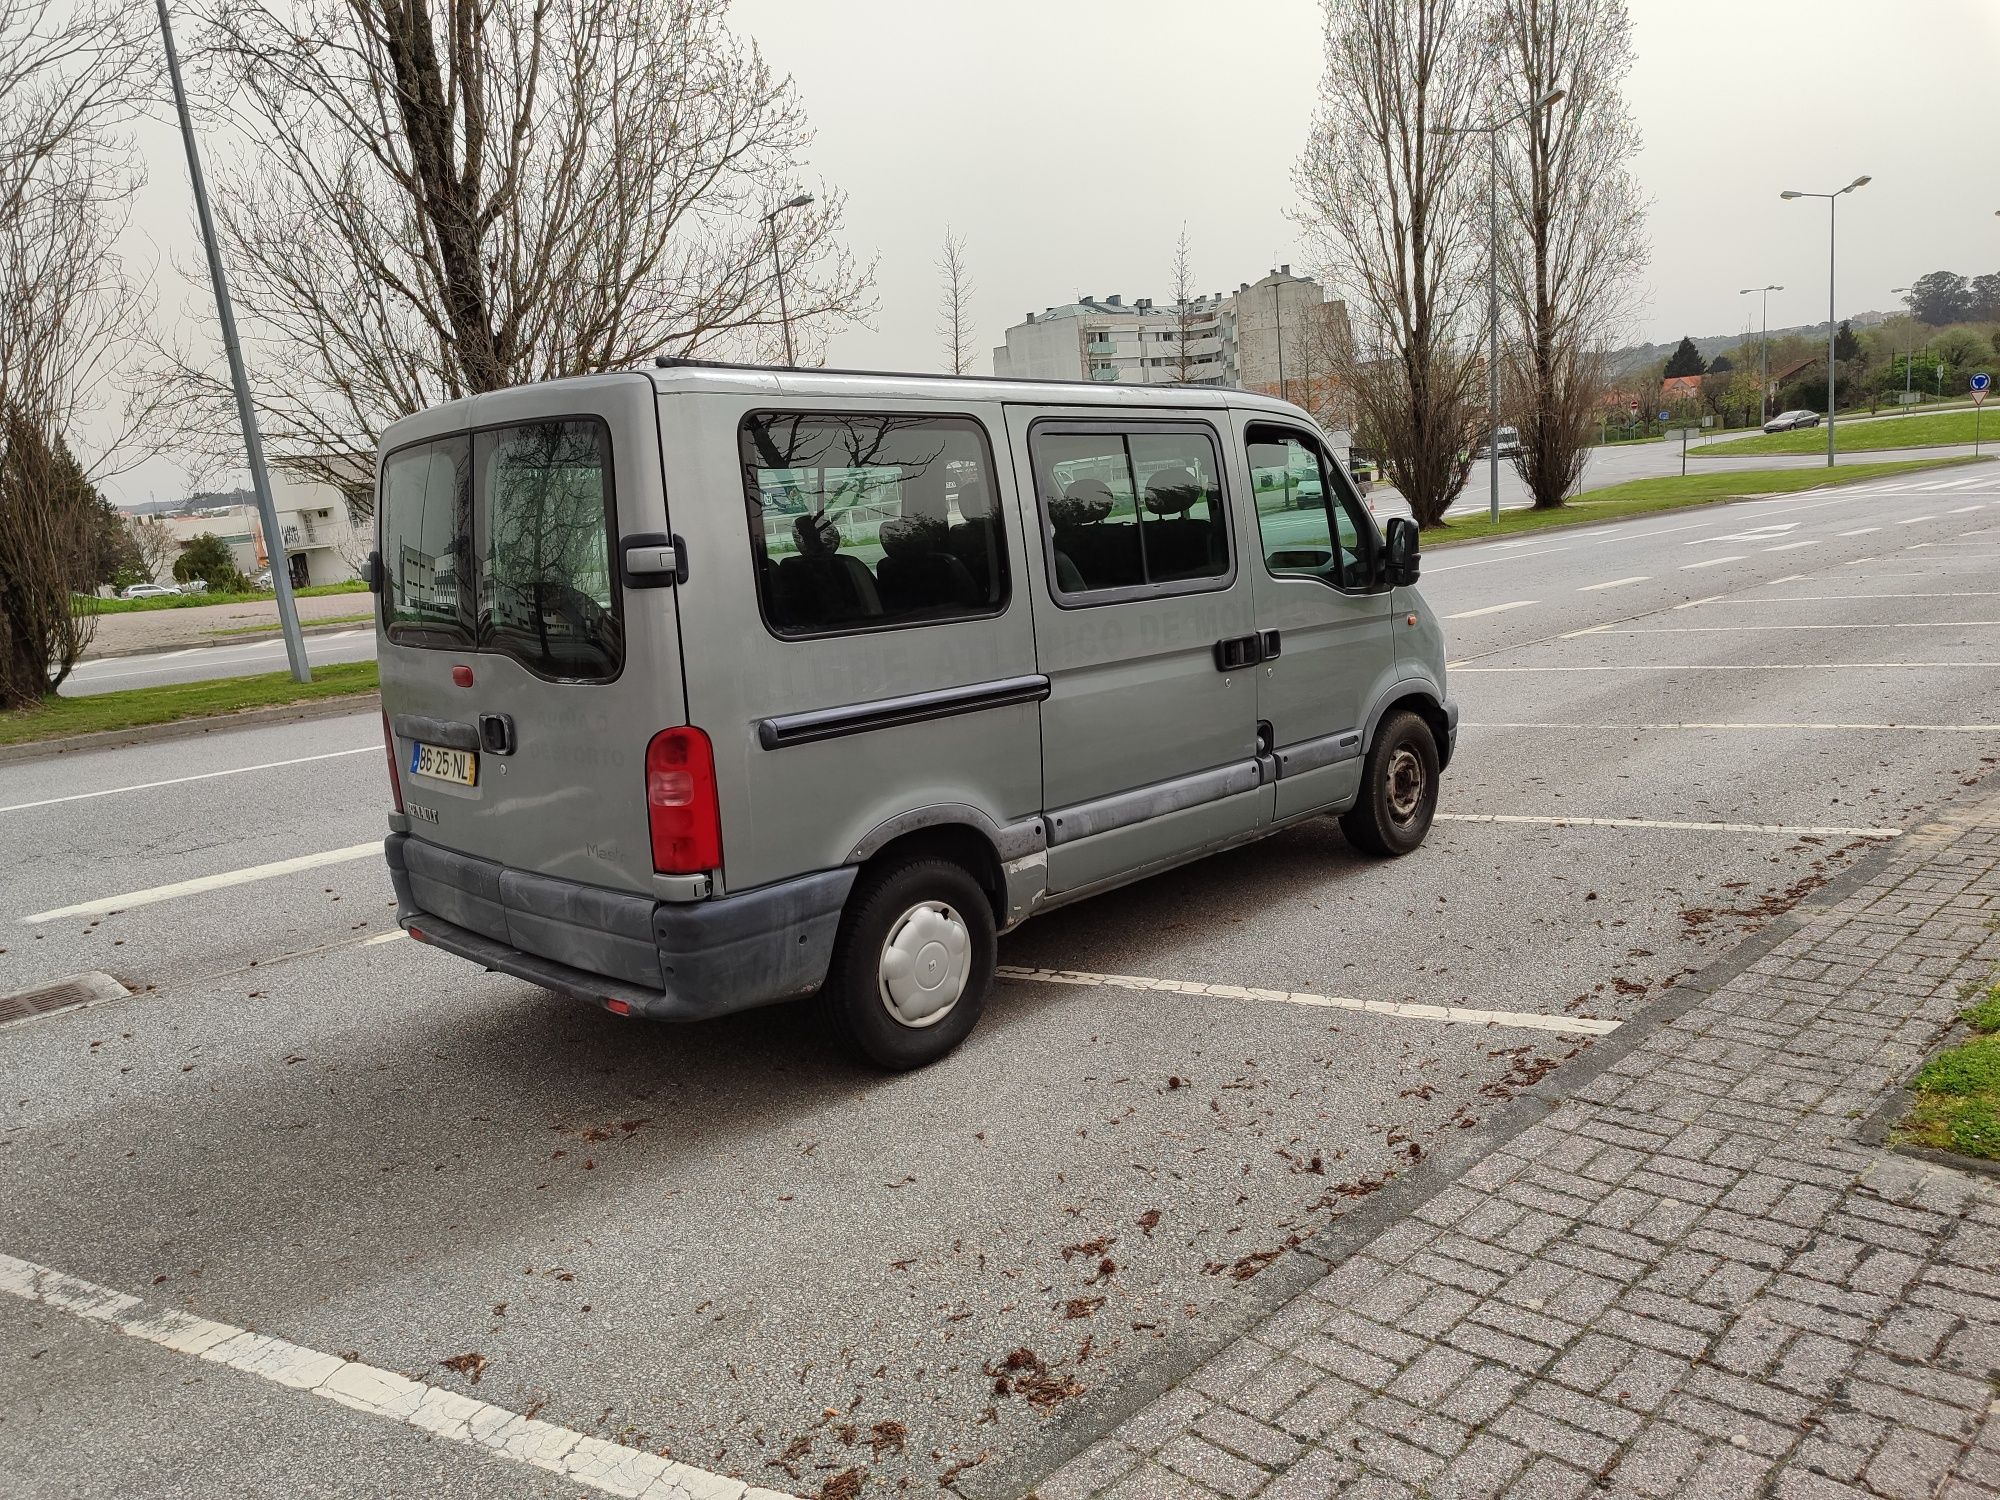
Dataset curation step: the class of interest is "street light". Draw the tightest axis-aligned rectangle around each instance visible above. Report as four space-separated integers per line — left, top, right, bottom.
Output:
761 193 814 367
1738 284 1782 426
1431 88 1565 524
1891 286 1913 402
1780 174 1869 467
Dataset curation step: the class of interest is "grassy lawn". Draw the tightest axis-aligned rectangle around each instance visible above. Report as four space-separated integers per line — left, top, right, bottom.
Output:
0 661 380 747
1424 455 1991 546
1698 407 1998 457
86 579 368 614
205 611 373 637
1896 983 2000 1162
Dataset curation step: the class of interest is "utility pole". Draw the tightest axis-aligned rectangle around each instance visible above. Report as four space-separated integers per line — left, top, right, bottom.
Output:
1891 286 1913 401
1739 284 1781 426
156 0 308 681
1781 176 1870 468
762 193 814 367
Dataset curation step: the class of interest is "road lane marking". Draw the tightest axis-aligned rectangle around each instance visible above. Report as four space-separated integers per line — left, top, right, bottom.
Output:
1457 663 2000 674
1838 527 1881 536
1699 592 2000 602
1586 622 2000 634
1427 546 1570 574
1949 505 1982 514
0 748 377 816
1446 600 1538 620
0 1253 797 1500
1559 623 1614 639
1468 720 2000 734
1766 574 1809 584
1436 812 1899 840
1672 595 1724 610
361 930 408 946
1898 515 1938 525
22 844 381 924
995 967 1619 1036
1764 541 1820 552
1681 555 1745 569
1578 576 1649 592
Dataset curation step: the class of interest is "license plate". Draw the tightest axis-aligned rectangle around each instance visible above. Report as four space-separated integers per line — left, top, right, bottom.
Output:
409 742 477 786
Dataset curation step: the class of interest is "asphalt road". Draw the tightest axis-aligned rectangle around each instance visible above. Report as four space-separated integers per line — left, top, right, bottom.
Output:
5 464 2000 1499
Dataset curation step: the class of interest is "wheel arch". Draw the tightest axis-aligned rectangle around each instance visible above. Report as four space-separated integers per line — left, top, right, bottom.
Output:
1364 683 1454 771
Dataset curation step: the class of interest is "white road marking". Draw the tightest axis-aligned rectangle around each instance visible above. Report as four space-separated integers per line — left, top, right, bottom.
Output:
1681 555 1746 569
22 844 381 924
1436 812 1899 840
1446 600 1539 620
1838 527 1881 536
1898 515 1938 525
1457 662 2000 674
1766 574 1809 584
1578 576 1649 592
0 748 377 816
1468 720 2000 734
1589 622 2000 633
1706 592 2000 602
1765 541 1820 552
361 930 408 946
1949 505 1982 514
996 967 1619 1036
1427 546 1570 574
1672 595 1724 610
0 1252 797 1500
1558 623 1614 640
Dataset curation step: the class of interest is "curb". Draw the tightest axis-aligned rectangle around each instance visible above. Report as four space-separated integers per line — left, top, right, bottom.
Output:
0 693 380 767
961 803 1961 1500
80 617 373 662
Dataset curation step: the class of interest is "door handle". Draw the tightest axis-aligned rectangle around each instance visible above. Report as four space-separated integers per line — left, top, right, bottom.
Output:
1259 629 1281 660
1213 634 1262 672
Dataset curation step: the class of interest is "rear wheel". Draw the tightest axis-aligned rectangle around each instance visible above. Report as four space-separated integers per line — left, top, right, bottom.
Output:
1339 709 1440 857
821 856 994 1070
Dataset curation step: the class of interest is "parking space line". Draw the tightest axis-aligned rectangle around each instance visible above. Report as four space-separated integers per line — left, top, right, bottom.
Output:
21 844 381 924
995 966 1619 1036
1457 662 2000 674
0 748 377 816
1467 720 2000 734
1838 527 1880 536
1672 595 1724 610
1446 600 1538 620
1586 622 2000 634
1681 555 1745 569
1764 541 1819 552
1578 576 1649 592
1898 515 1938 525
1436 812 1900 839
0 1252 798 1500
1708 592 2000 602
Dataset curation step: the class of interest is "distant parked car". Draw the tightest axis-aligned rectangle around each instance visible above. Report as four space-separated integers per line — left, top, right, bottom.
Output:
120 582 181 600
1474 425 1521 458
1763 410 1821 433
253 571 273 590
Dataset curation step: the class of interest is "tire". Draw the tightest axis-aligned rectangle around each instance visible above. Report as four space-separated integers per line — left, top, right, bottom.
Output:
820 856 995 1070
1339 709 1441 857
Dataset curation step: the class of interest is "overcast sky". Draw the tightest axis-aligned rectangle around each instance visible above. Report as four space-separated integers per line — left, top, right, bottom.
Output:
104 0 2000 506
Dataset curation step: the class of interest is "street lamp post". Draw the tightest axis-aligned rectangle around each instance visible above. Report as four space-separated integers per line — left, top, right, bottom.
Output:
1432 89 1565 524
1891 286 1913 401
761 193 814 367
1738 284 1782 426
1780 175 1870 468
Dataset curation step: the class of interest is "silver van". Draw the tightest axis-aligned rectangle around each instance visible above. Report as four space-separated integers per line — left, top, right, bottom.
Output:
372 364 1455 1068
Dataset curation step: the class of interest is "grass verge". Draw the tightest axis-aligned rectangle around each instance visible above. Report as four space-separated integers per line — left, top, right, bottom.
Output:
86 579 368 614
205 612 373 637
0 661 379 747
1424 455 1991 546
1896 983 2000 1161
1698 407 1999 457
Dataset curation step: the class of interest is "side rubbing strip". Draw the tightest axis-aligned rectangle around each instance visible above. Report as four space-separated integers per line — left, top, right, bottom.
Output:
1274 730 1362 779
757 674 1050 750
1045 760 1261 846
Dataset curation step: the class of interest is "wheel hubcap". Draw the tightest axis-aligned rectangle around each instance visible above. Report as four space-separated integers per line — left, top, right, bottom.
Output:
878 900 971 1028
1385 746 1426 825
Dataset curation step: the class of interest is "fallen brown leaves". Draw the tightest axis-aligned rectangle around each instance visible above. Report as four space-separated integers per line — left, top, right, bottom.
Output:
986 1347 1084 1409
440 1351 486 1383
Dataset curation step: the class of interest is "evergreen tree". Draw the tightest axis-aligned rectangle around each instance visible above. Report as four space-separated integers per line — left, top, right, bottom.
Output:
1707 353 1733 374
1833 320 1861 362
1662 336 1706 378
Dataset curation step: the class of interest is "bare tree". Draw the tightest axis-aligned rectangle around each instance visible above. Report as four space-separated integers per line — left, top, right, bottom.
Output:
936 228 975 374
129 515 179 582
1169 229 1199 383
156 0 874 511
0 0 154 707
1490 0 1648 508
1297 0 1484 528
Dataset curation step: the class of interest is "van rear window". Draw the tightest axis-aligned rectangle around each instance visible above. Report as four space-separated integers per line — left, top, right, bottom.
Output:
381 435 473 645
739 412 1007 638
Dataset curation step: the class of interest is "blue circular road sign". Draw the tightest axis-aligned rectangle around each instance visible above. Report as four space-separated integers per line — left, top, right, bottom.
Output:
1658 409 1670 421
1974 373 1991 392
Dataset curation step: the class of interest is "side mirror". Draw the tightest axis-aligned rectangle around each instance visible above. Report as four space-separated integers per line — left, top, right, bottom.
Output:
360 551 382 592
1382 516 1420 587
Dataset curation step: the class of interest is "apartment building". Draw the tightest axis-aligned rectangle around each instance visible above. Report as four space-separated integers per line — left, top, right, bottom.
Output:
152 464 365 588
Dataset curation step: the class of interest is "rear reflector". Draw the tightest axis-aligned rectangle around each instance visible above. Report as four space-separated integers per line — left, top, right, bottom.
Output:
604 999 632 1017
408 927 426 943
645 726 722 874
382 711 404 812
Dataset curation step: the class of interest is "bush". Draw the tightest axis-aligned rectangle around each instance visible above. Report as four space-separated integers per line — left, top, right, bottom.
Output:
172 533 249 594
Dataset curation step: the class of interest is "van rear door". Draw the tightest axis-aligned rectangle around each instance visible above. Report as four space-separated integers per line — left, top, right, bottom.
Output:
377 373 681 898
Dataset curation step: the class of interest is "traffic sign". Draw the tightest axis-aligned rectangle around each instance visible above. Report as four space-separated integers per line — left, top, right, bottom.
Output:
1658 409 1670 421
1972 372 1990 391
1627 399 1639 414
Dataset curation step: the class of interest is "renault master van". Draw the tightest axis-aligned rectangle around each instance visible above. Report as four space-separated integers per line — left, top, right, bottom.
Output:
373 363 1455 1069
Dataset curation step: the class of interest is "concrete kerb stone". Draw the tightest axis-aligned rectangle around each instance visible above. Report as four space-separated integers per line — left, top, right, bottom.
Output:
81 616 372 662
0 693 381 767
964 807 1979 1500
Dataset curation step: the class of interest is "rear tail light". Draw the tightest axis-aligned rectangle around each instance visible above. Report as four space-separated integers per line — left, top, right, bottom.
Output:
645 727 721 874
382 711 404 812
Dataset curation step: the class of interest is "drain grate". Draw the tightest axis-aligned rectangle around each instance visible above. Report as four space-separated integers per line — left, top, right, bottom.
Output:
0 972 130 1029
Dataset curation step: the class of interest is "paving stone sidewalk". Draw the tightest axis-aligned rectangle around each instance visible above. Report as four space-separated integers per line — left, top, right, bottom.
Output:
1032 791 2000 1500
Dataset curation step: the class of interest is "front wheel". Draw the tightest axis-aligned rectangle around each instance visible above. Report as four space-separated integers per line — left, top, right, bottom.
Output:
1339 709 1440 857
820 857 994 1070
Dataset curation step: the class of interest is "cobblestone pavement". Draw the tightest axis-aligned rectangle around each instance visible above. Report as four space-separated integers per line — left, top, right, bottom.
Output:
1028 789 2000 1500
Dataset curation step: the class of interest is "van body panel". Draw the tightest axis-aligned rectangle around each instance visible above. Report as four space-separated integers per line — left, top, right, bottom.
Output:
376 372 679 900
1002 404 1262 894
665 393 1041 895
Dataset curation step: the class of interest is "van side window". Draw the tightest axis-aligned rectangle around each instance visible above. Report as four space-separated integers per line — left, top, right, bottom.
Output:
1246 424 1373 592
739 412 1007 637
380 433 473 644
478 419 622 681
1030 424 1231 601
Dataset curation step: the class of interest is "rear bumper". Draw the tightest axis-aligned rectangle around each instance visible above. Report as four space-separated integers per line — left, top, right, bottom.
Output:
384 833 854 1021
